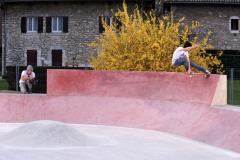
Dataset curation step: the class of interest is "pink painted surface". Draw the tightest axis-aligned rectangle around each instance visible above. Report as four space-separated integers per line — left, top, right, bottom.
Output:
47 70 219 105
0 70 240 153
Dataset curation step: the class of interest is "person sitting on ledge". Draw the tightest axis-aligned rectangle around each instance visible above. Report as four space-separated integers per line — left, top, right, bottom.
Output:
19 65 36 94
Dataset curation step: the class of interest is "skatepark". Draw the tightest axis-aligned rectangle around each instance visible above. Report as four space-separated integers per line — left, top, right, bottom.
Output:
0 70 240 160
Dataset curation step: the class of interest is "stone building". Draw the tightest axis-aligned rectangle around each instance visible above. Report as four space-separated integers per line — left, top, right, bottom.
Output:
1 0 155 74
1 0 240 75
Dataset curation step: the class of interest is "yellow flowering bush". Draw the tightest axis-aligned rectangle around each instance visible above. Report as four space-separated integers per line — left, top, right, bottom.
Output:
89 3 223 73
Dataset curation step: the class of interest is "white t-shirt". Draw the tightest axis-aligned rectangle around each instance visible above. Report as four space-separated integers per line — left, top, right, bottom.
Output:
172 47 189 65
19 70 36 83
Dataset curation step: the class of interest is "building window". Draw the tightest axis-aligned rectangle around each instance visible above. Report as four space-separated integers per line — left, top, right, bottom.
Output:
52 17 63 32
99 16 122 33
163 3 171 14
52 50 62 66
27 17 38 32
231 19 239 30
27 50 37 66
46 17 68 33
99 16 110 33
21 17 43 33
230 16 239 33
143 0 155 13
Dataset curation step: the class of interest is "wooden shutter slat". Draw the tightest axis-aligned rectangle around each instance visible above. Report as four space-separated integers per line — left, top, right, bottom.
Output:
63 17 68 33
99 16 104 33
46 17 52 33
21 17 27 33
115 16 122 31
38 17 43 33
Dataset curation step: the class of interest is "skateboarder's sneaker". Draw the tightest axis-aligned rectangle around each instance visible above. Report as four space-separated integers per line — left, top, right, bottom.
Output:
205 70 211 75
204 70 211 77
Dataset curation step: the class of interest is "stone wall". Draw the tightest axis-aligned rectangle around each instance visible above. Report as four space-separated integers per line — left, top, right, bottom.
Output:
2 1 134 67
172 4 240 50
3 1 239 72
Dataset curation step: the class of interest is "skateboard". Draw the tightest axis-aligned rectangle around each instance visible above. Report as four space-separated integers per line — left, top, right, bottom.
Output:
187 72 210 78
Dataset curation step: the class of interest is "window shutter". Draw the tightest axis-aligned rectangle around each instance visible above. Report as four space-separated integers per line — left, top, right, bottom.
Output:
38 17 43 33
115 16 122 31
63 17 68 33
21 17 27 33
46 17 52 33
99 16 104 33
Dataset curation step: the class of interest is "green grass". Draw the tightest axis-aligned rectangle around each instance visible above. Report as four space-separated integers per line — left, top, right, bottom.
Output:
227 80 240 105
0 79 8 90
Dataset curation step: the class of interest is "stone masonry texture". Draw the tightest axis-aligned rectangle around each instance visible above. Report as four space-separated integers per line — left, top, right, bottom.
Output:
2 2 240 71
172 4 240 50
2 1 134 67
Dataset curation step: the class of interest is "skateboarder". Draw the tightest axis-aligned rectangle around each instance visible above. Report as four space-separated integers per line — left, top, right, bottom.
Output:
172 41 211 75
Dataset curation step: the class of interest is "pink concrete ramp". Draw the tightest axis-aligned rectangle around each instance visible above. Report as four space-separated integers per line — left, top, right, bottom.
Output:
1 70 240 153
47 70 224 105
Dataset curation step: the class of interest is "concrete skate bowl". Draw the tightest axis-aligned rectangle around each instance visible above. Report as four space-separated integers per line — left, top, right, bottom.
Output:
1 121 239 160
0 120 102 148
0 70 240 153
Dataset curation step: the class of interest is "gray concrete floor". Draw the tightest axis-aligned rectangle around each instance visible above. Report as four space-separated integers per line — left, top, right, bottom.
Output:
0 121 239 160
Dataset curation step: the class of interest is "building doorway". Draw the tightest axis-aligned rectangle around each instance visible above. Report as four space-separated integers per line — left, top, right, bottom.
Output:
52 50 62 66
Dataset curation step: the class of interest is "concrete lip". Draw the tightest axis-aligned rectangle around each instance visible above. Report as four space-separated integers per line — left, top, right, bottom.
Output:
0 121 239 160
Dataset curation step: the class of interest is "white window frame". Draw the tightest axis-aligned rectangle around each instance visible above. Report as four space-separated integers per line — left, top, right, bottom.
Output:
27 17 38 32
104 16 114 27
229 16 239 34
52 17 63 32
